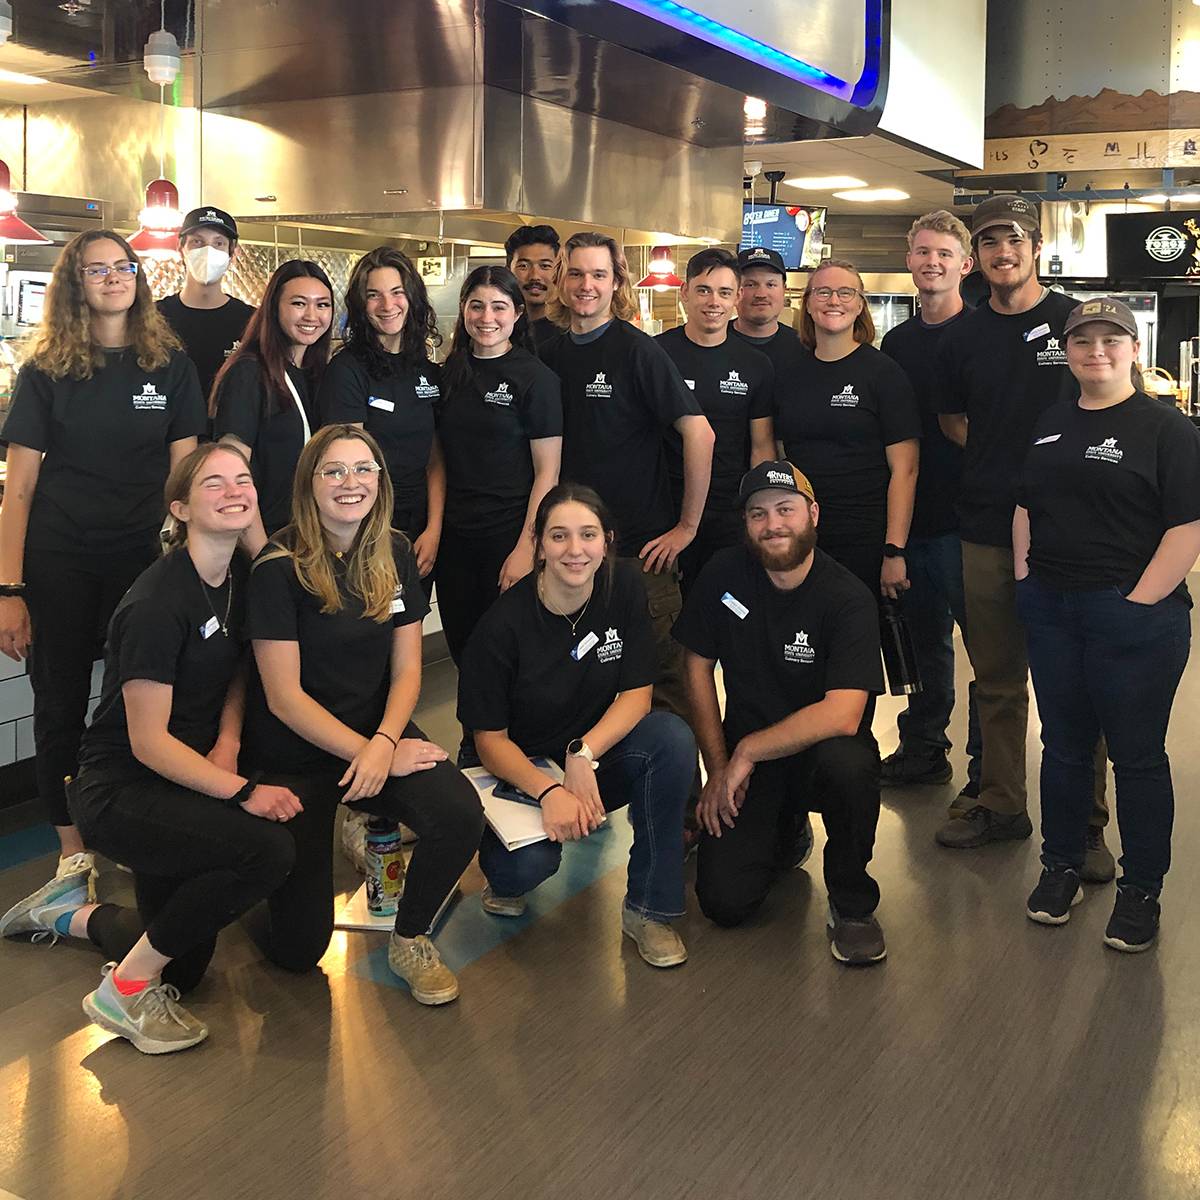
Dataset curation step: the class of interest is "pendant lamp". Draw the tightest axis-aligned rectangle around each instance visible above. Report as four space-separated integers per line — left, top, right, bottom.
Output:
636 246 684 291
128 177 183 257
0 159 50 244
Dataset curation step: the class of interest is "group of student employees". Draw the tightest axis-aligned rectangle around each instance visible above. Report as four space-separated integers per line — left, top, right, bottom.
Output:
0 192 1196 1055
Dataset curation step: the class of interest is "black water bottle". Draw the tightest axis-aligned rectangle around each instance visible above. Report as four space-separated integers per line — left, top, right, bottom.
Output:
880 597 922 696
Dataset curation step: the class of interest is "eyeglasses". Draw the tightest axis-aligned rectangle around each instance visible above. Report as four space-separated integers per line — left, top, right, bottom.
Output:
314 461 382 484
810 286 861 302
80 262 139 280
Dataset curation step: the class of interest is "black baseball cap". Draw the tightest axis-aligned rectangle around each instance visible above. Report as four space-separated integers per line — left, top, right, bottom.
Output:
971 194 1039 238
738 459 816 508
180 206 239 241
1063 297 1139 338
737 246 787 276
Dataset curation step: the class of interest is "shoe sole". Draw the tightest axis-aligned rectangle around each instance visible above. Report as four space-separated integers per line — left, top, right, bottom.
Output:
621 925 688 968
1026 887 1083 925
935 824 1033 849
408 985 460 1005
828 939 887 965
81 992 208 1055
1103 933 1156 953
481 897 526 918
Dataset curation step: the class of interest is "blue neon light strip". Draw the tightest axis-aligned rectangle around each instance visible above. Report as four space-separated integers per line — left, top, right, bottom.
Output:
612 0 876 100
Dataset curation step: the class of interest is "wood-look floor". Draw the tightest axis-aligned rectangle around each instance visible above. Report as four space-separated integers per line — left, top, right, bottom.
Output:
2 617 1198 1200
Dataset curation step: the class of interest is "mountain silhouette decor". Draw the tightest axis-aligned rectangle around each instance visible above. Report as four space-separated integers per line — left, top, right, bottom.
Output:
986 88 1200 137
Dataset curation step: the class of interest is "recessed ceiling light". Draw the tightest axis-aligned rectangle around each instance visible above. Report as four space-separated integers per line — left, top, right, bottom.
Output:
784 175 867 191
743 97 767 120
832 187 910 202
0 69 48 86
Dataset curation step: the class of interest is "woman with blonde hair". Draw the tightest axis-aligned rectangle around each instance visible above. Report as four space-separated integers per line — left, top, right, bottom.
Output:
243 423 483 1005
0 229 205 923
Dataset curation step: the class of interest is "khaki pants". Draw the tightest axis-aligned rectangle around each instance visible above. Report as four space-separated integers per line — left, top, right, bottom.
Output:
960 542 1108 824
623 558 690 724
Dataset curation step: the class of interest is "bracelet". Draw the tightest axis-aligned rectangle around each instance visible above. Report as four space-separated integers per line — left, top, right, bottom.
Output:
536 782 563 803
225 771 262 808
373 729 398 748
0 583 25 597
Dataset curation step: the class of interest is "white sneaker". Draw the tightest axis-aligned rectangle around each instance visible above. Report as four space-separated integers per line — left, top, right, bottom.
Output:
82 963 209 1055
0 870 89 942
340 810 369 875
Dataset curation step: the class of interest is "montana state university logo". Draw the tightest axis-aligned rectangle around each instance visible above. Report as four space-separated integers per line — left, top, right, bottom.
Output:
597 626 624 663
720 370 749 396
484 381 513 406
1085 436 1123 464
1036 336 1067 366
133 381 167 411
415 374 440 399
784 630 815 664
831 383 859 407
586 372 613 398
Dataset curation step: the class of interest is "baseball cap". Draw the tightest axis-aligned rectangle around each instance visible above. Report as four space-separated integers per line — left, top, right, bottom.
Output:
180 206 239 241
737 246 787 276
1063 297 1139 339
971 194 1040 239
738 460 816 508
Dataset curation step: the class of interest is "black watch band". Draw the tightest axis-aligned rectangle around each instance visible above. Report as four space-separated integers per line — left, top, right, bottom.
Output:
883 543 907 559
225 772 262 808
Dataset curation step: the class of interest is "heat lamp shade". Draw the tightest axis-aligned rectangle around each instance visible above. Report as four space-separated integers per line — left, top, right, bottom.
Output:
0 211 51 245
128 226 181 257
636 270 685 288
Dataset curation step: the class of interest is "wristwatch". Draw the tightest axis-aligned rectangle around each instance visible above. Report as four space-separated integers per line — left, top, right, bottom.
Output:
883 543 907 559
566 738 599 770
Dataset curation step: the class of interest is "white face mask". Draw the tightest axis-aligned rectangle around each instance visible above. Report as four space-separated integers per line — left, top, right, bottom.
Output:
184 245 231 285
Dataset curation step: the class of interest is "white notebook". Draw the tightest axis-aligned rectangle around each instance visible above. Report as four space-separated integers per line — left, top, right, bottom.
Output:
465 757 594 851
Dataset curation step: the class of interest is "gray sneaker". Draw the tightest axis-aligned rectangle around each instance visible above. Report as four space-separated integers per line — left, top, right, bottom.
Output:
387 934 459 1004
82 963 209 1055
827 903 887 965
0 868 90 942
480 884 526 918
621 906 688 967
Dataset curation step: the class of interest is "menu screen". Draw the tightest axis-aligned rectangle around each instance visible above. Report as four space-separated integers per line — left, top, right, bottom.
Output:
740 204 827 270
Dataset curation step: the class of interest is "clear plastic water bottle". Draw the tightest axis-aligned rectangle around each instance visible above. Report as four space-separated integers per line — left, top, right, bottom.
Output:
365 818 406 917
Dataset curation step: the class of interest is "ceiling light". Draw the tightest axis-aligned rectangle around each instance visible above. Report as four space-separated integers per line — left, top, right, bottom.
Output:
0 160 50 244
144 28 181 86
637 244 684 290
832 187 910 202
785 175 867 191
128 177 182 258
1140 194 1168 203
0 70 48 86
743 97 767 120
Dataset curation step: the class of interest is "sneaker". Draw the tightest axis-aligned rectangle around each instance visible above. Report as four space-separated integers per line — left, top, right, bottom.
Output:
827 902 887 965
777 813 814 871
57 851 98 902
480 884 526 918
947 779 980 817
1025 866 1082 925
387 934 459 1004
1103 885 1160 953
880 749 953 787
621 906 688 968
0 869 89 942
340 809 369 875
935 805 1033 849
1080 826 1116 884
82 963 208 1055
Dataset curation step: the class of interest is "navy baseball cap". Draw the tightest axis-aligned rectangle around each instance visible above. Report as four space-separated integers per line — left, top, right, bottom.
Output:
181 206 239 241
737 246 787 276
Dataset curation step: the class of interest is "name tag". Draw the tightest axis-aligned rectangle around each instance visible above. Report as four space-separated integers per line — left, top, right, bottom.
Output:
390 592 405 614
684 379 695 390
721 592 749 619
369 396 396 412
1034 434 1061 445
572 631 600 660
200 616 220 639
1024 323 1051 342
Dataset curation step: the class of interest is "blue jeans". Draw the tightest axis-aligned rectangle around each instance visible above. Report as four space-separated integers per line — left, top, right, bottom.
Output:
1017 573 1191 894
898 532 981 783
478 711 695 920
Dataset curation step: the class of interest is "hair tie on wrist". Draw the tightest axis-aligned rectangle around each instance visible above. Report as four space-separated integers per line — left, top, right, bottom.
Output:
373 729 399 748
536 782 563 803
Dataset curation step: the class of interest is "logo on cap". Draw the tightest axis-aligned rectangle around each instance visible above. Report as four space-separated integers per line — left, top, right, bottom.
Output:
766 469 794 486
751 248 767 258
204 210 218 222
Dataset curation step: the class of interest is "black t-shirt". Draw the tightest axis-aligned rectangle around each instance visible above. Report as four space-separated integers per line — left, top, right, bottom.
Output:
242 532 428 772
1018 391 1200 595
79 550 249 781
318 350 441 535
212 356 317 537
774 343 921 545
729 321 801 376
880 309 969 538
436 346 562 535
457 559 658 760
157 294 255 403
515 314 562 357
655 327 774 518
539 319 703 556
671 546 883 744
1 348 206 556
933 290 1079 547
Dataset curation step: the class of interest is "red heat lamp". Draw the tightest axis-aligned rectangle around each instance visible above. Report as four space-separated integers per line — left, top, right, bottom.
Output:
0 159 50 245
637 245 684 291
128 177 183 258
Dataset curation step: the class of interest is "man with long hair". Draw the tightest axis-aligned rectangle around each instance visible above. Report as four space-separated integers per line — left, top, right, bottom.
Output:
541 231 714 722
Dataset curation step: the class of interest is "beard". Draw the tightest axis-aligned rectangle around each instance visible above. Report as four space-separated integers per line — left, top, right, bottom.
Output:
984 258 1035 300
745 523 817 572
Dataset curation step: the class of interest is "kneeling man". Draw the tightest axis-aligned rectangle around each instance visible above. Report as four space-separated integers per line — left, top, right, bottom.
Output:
672 461 886 964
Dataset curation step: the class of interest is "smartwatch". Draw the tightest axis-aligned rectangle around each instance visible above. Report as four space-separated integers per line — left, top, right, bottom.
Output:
883 543 907 559
566 738 598 770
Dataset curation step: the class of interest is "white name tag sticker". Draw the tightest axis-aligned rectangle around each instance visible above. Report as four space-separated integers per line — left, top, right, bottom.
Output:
572 631 600 660
1024 323 1051 342
684 379 696 390
721 592 749 619
369 396 396 412
200 615 220 639
390 592 405 614
1034 433 1061 445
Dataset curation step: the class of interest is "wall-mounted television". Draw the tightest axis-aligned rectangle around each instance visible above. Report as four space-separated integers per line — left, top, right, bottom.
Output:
740 203 827 271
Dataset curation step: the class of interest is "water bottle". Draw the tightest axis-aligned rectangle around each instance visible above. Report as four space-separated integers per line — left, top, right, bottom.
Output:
364 818 406 917
880 597 923 697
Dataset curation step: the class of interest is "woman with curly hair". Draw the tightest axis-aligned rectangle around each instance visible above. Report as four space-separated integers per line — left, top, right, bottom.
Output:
211 259 334 554
0 228 206 913
242 424 483 1005
318 246 445 588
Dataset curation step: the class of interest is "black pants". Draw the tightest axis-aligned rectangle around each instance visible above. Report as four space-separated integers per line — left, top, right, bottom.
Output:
436 520 524 665
69 770 296 991
819 537 884 731
696 733 881 922
25 546 154 826
678 511 742 601
258 723 484 969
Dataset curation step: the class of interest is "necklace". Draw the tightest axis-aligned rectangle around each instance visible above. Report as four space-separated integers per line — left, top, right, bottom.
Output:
199 570 233 638
538 575 593 637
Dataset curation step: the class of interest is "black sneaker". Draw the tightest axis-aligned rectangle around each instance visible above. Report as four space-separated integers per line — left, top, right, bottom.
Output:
827 903 887 965
879 749 953 787
1103 885 1160 953
935 805 1033 848
1025 866 1082 925
777 813 814 871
